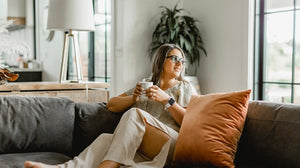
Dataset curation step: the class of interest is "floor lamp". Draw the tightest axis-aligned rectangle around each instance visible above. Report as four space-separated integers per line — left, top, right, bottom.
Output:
47 0 95 83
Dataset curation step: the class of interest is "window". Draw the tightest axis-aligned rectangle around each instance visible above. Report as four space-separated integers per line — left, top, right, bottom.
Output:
67 0 111 83
254 0 300 103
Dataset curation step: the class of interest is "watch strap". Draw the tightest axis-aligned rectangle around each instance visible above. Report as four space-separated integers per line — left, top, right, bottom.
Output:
164 97 175 110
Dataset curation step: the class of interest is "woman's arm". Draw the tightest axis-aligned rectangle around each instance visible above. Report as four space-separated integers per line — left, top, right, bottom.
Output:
106 93 135 113
146 85 186 126
165 103 186 126
107 83 143 113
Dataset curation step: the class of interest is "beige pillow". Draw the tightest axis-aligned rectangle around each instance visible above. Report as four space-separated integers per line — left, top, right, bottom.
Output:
173 90 251 168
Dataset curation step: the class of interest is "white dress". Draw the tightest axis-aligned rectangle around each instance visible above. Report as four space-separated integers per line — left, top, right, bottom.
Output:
58 80 196 168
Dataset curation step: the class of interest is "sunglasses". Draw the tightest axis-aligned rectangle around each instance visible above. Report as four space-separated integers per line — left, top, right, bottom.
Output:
166 55 186 64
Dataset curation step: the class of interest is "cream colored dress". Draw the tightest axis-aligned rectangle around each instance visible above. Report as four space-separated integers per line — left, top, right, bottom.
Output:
58 80 196 168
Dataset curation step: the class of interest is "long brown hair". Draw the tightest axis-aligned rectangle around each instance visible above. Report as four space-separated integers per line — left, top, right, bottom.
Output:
151 44 185 85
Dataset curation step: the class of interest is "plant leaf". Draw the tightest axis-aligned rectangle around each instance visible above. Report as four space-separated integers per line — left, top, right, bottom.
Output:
149 4 207 65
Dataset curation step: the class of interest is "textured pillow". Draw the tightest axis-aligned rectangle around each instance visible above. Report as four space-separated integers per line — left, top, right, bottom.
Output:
173 90 251 168
72 102 123 155
0 96 75 155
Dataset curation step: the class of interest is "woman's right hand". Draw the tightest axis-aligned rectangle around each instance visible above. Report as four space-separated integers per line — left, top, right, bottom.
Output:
133 83 143 103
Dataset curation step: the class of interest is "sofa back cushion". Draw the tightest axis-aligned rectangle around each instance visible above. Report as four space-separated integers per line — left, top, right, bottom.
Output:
235 101 300 168
72 102 123 156
0 96 75 155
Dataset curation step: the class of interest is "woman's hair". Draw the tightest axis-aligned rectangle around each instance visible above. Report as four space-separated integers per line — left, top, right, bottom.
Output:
151 44 186 85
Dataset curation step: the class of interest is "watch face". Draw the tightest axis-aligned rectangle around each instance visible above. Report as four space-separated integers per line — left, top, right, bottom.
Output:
168 98 175 106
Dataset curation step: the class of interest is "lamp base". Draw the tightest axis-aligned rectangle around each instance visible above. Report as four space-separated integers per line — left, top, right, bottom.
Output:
59 30 83 83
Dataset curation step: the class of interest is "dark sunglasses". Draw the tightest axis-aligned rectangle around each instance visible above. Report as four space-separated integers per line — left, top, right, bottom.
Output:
166 55 186 64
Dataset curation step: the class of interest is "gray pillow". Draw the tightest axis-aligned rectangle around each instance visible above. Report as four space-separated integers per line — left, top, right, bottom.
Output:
72 102 123 156
0 96 75 155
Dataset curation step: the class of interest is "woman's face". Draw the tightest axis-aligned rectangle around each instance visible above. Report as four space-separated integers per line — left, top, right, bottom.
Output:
162 48 184 78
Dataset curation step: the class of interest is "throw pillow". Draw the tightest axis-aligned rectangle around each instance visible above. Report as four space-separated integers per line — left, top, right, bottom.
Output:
138 118 170 160
172 89 251 168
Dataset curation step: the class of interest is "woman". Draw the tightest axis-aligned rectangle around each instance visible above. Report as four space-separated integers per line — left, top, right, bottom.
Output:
24 44 197 168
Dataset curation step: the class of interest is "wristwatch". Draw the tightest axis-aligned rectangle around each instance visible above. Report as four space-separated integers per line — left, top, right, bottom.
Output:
164 97 175 110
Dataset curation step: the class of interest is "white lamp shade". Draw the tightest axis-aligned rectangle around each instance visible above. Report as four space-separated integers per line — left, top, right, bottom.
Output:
47 0 95 31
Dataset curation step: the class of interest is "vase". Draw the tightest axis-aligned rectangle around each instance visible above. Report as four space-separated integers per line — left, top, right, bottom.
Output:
184 76 201 94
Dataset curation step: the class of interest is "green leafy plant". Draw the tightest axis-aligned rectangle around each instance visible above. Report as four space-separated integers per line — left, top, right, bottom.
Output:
149 4 207 65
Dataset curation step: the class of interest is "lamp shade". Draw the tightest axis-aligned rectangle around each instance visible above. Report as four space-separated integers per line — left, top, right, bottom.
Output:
47 0 95 31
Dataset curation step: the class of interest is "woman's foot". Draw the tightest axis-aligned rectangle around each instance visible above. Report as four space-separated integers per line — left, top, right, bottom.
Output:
24 161 59 168
97 160 120 168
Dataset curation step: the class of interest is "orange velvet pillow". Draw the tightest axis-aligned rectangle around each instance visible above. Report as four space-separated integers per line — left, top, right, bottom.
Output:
173 90 251 168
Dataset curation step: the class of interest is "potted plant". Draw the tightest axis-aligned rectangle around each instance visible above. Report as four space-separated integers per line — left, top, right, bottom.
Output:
149 5 207 93
149 4 207 69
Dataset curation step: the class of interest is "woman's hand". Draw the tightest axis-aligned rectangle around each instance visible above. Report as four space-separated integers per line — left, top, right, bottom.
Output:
133 83 143 103
146 85 170 104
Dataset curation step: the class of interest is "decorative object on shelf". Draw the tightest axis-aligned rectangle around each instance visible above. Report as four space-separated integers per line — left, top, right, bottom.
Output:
184 76 201 94
47 0 95 83
0 57 19 84
149 4 207 69
0 68 19 84
0 51 19 84
6 17 26 31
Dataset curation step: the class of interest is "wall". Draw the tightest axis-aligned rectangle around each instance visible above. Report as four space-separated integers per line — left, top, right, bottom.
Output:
7 0 25 17
183 0 253 94
35 0 63 81
112 0 253 96
0 0 7 19
112 0 182 96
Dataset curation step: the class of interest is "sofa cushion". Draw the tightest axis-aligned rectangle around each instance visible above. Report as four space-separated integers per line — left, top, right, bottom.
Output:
72 102 123 155
173 90 251 168
0 96 75 155
235 101 300 168
0 152 71 168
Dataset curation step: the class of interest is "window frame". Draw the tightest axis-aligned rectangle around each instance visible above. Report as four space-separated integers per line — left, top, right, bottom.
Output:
254 0 299 103
67 0 111 83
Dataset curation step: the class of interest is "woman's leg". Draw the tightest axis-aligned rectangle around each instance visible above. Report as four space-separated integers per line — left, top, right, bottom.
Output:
25 108 177 168
97 117 171 168
134 109 178 167
100 108 177 168
99 108 146 166
24 108 147 168
97 160 120 168
25 133 114 168
24 161 59 168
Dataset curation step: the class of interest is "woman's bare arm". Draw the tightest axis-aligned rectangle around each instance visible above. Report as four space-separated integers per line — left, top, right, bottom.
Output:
106 93 135 113
146 85 187 126
167 104 186 126
107 83 143 113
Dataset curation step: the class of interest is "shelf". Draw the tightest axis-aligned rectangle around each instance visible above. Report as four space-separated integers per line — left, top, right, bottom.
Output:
6 17 26 31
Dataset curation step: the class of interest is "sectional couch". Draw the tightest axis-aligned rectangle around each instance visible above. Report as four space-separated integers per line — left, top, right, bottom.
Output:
0 96 299 168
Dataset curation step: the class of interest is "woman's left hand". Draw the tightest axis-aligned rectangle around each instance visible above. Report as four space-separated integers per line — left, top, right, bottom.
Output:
146 85 170 105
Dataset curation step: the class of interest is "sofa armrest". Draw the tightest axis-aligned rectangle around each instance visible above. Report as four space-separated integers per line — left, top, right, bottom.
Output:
72 102 123 156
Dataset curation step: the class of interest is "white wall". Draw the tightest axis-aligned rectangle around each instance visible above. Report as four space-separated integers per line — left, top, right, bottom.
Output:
35 0 63 81
112 0 253 96
7 0 25 17
0 0 7 19
112 0 182 96
183 0 252 94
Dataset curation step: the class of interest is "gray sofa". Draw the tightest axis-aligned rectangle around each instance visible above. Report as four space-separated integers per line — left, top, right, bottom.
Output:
0 96 299 168
0 96 123 168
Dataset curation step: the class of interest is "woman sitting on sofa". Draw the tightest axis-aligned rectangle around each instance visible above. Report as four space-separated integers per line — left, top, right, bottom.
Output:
24 44 197 168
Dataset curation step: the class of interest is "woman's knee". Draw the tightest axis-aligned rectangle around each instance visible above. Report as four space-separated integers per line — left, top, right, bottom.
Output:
122 108 141 119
